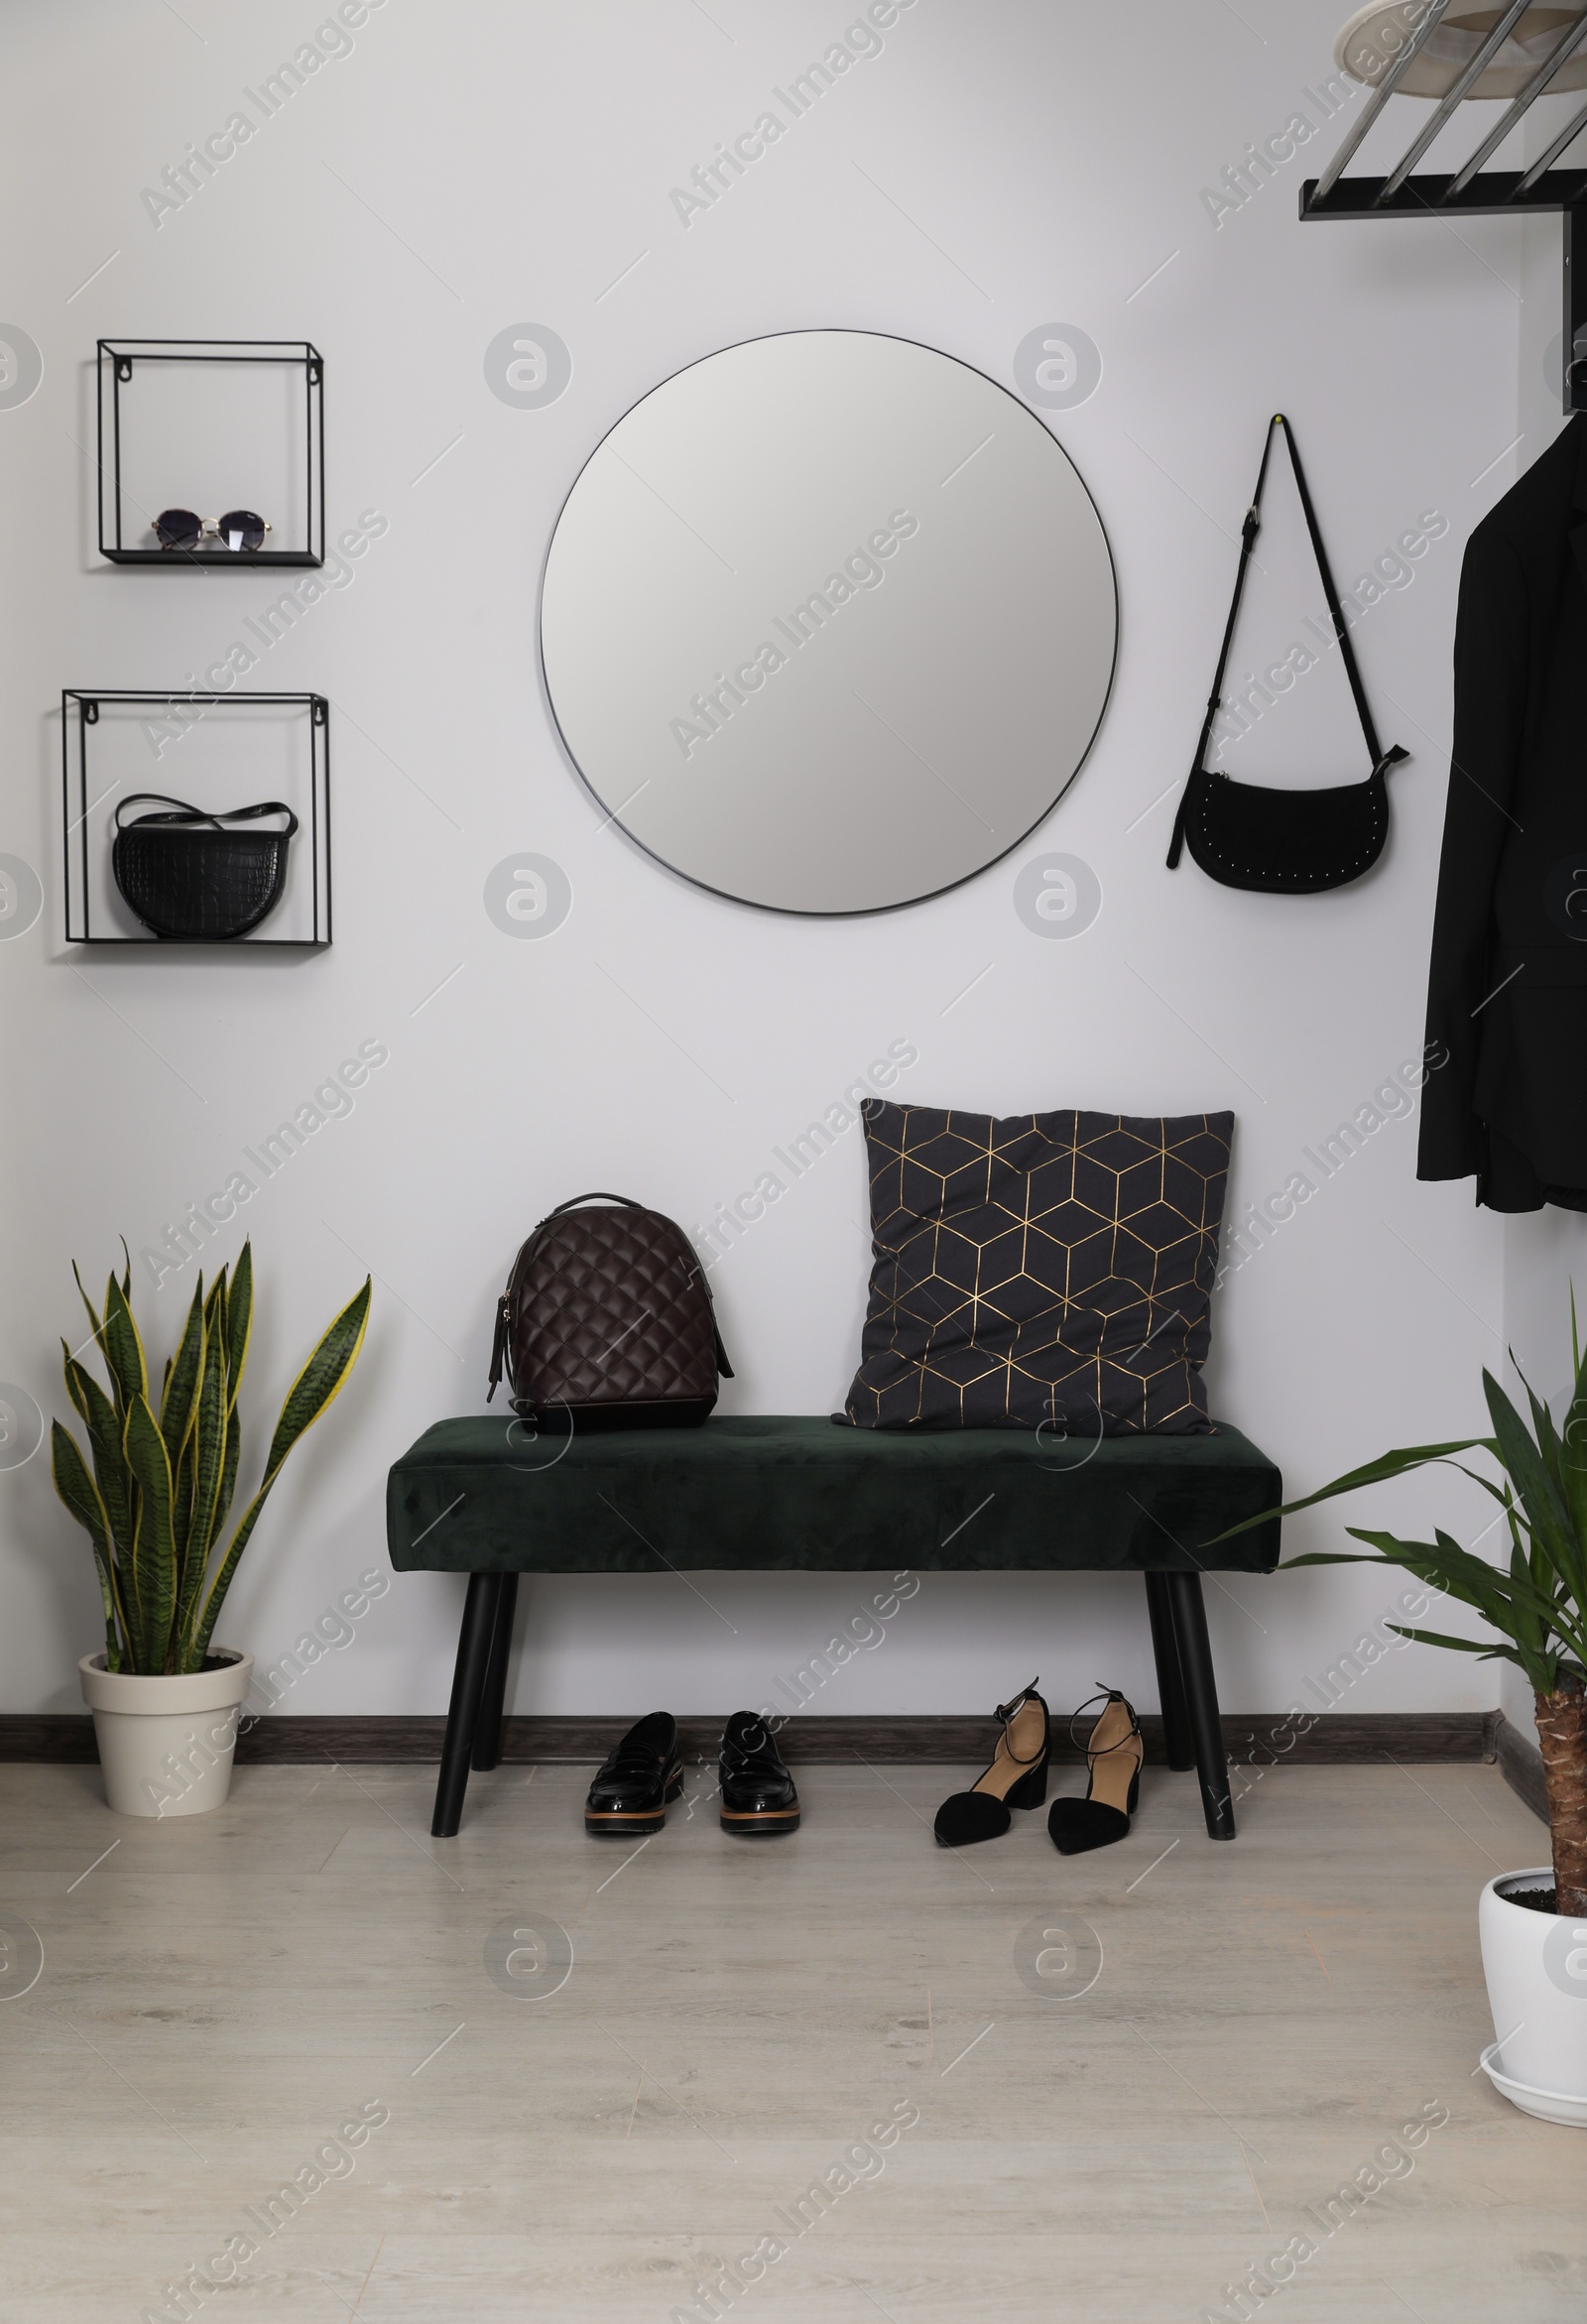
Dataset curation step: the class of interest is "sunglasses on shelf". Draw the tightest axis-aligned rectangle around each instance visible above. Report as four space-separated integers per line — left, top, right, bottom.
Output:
154 509 273 552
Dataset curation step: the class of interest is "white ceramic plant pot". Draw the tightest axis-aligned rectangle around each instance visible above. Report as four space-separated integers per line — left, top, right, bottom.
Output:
78 1651 253 1818
1478 1868 1587 2126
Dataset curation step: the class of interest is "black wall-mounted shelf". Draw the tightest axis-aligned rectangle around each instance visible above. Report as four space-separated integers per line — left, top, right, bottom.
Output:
61 689 332 947
1299 1 1587 413
96 339 325 566
1303 165 1587 217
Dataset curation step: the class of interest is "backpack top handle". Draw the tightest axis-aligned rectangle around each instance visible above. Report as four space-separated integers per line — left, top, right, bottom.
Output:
544 1191 646 1219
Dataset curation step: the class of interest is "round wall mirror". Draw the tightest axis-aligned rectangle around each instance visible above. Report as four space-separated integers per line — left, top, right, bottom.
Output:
541 330 1117 915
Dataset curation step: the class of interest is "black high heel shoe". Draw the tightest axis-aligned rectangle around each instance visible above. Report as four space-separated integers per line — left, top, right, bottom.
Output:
1047 1687 1144 1855
933 1679 1049 1847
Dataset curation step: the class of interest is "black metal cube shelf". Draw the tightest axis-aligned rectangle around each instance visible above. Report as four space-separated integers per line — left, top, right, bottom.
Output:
61 689 331 947
96 340 324 565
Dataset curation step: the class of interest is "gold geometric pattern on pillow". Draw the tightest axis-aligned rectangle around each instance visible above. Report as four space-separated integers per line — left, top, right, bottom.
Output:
842 1104 1234 1433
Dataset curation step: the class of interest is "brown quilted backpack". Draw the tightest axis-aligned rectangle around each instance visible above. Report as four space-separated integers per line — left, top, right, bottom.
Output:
487 1193 732 1427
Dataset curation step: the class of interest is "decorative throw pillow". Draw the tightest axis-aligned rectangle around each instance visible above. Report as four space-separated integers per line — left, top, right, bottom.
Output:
841 1104 1234 1433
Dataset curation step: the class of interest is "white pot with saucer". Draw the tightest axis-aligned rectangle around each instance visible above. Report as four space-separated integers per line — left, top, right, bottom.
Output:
1477 1869 1587 2127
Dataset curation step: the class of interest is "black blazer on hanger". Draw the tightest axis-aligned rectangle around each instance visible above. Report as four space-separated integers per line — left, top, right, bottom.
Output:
1417 417 1587 1211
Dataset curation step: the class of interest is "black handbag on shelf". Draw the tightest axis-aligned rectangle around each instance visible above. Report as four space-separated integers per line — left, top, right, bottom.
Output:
1166 413 1407 895
111 794 298 939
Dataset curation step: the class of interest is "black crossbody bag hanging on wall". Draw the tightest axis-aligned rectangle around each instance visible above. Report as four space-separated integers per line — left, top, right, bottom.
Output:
1166 414 1407 895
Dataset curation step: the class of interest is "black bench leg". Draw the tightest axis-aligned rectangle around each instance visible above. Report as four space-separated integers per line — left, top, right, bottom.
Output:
1145 1571 1195 1772
471 1573 519 1773
432 1572 504 1838
1163 1572 1236 1841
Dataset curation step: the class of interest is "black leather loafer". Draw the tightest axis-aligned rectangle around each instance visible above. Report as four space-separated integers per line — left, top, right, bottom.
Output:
718 1711 799 1837
584 1711 683 1837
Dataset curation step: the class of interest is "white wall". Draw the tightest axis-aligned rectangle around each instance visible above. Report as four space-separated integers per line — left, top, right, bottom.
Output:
0 0 1537 1724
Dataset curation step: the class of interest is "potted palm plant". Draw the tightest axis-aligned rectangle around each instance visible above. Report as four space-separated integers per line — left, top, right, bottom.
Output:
1241 1310 1587 2125
52 1242 371 1817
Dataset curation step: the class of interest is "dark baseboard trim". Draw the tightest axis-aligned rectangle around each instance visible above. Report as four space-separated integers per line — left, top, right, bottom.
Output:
0 1708 1503 1767
1220 1709 1498 1770
0 1717 101 1763
1495 1711 1549 1825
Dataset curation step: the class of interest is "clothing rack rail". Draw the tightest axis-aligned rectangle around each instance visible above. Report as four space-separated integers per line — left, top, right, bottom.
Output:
1300 0 1587 410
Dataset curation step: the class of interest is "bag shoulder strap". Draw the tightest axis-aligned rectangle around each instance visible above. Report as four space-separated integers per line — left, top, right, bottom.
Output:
114 794 299 836
1166 414 1405 868
1280 418 1386 769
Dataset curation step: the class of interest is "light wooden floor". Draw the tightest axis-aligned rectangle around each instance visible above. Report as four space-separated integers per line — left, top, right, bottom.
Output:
0 1754 1578 2322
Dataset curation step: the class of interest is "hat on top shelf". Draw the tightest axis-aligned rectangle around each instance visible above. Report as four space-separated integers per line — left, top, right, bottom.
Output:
1335 2 1587 99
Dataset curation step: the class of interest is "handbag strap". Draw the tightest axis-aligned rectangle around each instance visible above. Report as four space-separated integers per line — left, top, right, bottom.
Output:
113 794 299 837
1167 415 1406 868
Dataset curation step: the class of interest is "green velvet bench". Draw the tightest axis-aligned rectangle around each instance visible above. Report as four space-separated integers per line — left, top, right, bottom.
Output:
386 1413 1282 1840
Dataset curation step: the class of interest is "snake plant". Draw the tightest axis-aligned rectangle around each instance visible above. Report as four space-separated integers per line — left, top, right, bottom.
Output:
51 1242 371 1677
1222 1300 1587 1915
